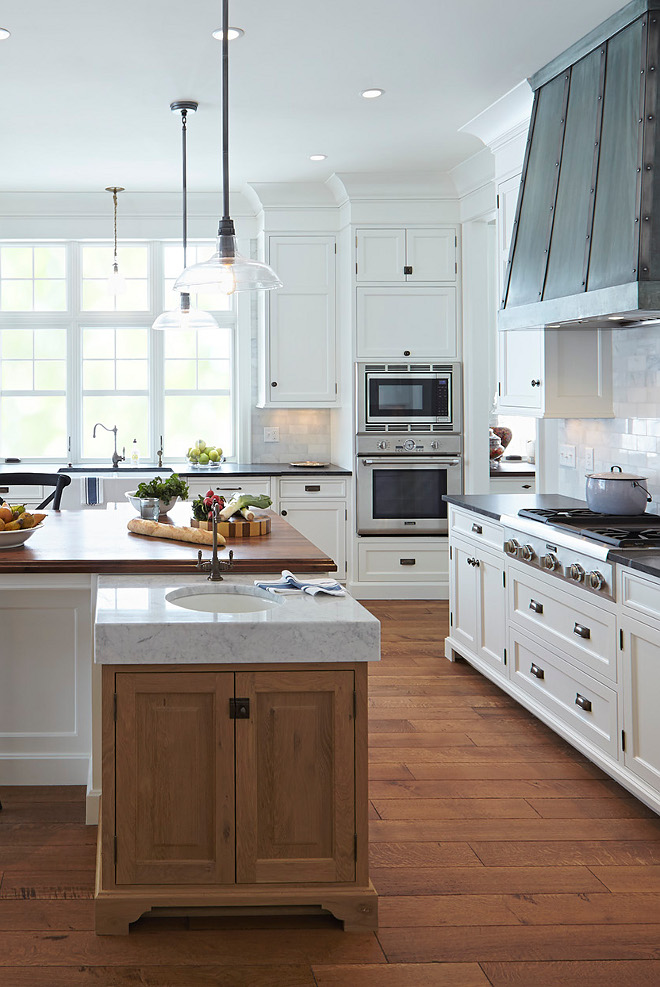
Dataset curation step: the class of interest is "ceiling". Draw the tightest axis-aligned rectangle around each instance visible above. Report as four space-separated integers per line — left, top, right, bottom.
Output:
0 0 627 193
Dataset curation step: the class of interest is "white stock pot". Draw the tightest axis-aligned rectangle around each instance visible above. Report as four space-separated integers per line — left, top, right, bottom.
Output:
585 465 652 515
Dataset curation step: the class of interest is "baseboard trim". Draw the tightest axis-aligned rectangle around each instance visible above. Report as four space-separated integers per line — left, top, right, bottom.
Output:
348 581 449 600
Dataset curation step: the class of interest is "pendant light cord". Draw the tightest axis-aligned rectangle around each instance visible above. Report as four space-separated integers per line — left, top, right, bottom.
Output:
112 189 118 266
181 109 188 268
218 0 235 239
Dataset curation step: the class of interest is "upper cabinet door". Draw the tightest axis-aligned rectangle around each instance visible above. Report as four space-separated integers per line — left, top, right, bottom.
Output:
235 670 356 885
497 329 544 414
406 228 456 282
356 286 458 360
356 229 406 282
497 174 522 307
262 235 336 407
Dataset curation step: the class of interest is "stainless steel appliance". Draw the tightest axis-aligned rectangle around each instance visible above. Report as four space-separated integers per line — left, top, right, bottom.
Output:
356 433 462 535
357 361 461 434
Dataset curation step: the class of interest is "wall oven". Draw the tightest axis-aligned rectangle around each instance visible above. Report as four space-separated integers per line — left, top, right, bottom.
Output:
357 361 461 433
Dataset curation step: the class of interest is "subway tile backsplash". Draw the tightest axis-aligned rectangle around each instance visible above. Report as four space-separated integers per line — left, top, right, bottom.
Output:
556 326 660 512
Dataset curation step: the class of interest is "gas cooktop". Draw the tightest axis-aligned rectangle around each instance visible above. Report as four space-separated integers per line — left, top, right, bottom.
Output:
517 507 660 548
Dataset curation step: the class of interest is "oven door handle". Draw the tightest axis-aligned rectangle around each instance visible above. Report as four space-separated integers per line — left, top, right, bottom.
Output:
360 458 461 467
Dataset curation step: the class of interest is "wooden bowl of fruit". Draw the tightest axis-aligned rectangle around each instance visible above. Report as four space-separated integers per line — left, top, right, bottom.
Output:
0 503 46 549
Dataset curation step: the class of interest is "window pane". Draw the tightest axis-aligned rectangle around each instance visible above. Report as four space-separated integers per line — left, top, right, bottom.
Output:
165 359 196 389
198 291 232 312
164 329 197 360
1 329 33 359
83 328 114 359
118 246 148 277
164 394 233 459
34 280 67 311
115 280 149 311
115 328 147 359
2 360 33 389
84 360 115 390
82 396 150 458
82 246 113 278
116 359 148 390
34 328 66 359
34 361 66 391
198 329 230 359
34 247 66 279
82 279 112 311
1 247 33 278
198 359 229 390
164 245 185 278
0 395 66 458
1 280 33 310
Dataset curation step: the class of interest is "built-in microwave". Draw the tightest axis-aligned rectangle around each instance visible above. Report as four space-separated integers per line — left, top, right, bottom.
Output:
357 361 461 433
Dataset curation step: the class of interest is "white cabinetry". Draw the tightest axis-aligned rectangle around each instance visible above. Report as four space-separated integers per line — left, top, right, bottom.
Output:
259 235 336 407
496 174 521 306
186 477 272 503
356 228 457 283
497 328 613 418
449 530 506 679
278 477 347 580
356 286 458 360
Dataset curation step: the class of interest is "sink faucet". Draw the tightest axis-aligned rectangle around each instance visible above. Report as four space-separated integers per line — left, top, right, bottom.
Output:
197 502 234 581
92 423 125 469
156 434 164 469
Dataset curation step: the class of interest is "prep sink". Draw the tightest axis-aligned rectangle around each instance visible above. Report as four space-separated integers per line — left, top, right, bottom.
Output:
165 584 283 614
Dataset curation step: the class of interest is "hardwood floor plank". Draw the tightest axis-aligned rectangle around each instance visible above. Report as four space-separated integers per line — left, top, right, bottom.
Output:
480 960 660 987
0 900 94 931
471 840 660 867
369 732 479 748
0 824 97 846
313 961 491 986
369 841 481 867
370 817 660 842
376 924 660 962
368 696 517 710
368 764 414 781
368 747 582 763
0 787 86 803
371 799 540 820
369 779 619 799
378 895 521 928
0 802 86 824
590 865 660 892
0 965 317 986
502 891 660 926
405 761 607 780
371 865 607 896
528 798 658 819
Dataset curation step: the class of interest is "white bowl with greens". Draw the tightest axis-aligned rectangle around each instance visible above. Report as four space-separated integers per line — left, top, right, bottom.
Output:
125 475 189 516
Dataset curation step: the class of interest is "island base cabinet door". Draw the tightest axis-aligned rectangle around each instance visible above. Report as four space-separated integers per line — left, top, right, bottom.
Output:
115 672 235 886
621 620 660 792
477 548 506 674
449 538 478 654
235 671 355 885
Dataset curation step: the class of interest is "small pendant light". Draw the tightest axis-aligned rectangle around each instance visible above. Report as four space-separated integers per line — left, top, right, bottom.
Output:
105 186 126 295
174 0 282 295
153 101 219 331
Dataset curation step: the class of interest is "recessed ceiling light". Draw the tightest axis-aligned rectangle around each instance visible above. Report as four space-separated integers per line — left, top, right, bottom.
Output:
361 88 384 99
309 154 327 161
212 27 244 41
0 28 10 40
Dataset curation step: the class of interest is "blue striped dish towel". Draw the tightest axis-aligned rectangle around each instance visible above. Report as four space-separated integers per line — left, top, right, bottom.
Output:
84 476 103 506
254 570 345 596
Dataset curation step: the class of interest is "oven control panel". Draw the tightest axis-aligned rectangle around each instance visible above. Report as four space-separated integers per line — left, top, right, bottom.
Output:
503 527 614 600
357 433 462 456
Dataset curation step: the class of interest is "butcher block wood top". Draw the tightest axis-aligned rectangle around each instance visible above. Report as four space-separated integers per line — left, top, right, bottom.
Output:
0 505 336 575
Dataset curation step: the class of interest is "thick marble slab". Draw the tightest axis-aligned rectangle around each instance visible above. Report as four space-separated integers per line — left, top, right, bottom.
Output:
94 574 380 664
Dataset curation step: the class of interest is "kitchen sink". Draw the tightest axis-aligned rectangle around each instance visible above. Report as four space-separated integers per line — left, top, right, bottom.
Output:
165 585 283 614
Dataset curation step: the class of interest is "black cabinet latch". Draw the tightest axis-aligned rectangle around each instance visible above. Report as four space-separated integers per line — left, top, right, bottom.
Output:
403 265 413 275
229 698 250 719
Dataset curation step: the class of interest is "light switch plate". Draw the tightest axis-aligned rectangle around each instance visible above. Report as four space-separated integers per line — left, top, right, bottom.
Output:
585 447 594 472
559 444 576 468
263 427 279 443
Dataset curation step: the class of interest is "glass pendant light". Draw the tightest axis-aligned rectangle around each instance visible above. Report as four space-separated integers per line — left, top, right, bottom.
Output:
153 102 219 331
105 186 126 295
174 0 282 296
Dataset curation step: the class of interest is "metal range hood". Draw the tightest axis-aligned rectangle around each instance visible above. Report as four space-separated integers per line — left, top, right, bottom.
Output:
500 0 660 332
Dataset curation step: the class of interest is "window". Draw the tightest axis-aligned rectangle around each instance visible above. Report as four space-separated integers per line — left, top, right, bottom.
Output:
0 241 239 462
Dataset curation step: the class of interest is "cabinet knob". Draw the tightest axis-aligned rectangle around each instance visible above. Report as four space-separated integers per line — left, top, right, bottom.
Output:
281 510 288 516
403 266 413 276
531 379 541 387
403 350 411 357
271 381 278 387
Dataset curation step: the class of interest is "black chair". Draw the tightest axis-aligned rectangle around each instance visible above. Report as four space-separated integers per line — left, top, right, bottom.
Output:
0 472 72 510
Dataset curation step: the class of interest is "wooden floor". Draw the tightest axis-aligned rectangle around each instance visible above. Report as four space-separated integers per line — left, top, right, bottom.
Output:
1 600 660 986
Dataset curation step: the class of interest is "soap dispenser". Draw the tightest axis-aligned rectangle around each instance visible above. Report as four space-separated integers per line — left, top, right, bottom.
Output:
131 439 139 467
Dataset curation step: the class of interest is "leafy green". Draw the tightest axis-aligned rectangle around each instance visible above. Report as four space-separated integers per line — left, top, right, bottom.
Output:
135 474 189 501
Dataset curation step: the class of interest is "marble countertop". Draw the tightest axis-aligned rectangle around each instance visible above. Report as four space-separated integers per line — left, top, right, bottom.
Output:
94 574 380 664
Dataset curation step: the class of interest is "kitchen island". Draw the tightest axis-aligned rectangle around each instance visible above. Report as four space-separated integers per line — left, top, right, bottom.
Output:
0 505 339 816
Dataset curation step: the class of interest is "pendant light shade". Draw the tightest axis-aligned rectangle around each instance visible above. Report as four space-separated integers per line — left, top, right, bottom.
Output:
105 186 126 295
174 0 281 296
153 102 219 331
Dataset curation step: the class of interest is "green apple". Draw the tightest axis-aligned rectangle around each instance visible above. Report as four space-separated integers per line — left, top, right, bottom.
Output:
215 447 223 458
198 439 206 451
198 452 209 465
208 449 220 462
191 446 200 458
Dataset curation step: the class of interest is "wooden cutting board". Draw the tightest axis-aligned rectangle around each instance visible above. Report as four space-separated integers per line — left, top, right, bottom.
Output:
191 515 271 537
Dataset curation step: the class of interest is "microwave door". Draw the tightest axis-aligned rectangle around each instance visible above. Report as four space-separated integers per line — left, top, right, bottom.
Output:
366 375 448 425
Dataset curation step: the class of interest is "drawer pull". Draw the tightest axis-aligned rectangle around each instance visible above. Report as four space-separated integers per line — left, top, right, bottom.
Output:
574 622 591 640
400 558 416 566
0 486 8 494
219 486 242 492
304 484 321 492
472 522 483 534
522 483 532 489
530 663 545 680
575 693 592 713
529 599 544 614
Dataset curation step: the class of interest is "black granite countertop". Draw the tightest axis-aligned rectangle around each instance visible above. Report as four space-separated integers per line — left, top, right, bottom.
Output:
54 462 351 477
444 493 587 522
607 549 660 579
490 460 536 478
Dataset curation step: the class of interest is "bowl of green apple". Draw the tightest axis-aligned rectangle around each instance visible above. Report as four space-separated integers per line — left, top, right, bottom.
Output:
187 439 224 469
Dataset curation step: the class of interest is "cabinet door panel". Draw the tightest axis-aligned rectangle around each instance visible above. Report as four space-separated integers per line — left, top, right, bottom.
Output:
279 501 346 579
621 619 660 791
477 550 506 674
356 229 406 282
406 228 456 282
115 672 235 886
498 329 543 414
356 286 457 359
236 670 355 884
449 538 478 654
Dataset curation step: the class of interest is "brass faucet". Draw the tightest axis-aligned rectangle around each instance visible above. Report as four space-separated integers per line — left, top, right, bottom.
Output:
197 502 234 581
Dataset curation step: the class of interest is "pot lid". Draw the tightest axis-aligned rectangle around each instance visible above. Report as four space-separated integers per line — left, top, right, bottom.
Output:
586 466 649 481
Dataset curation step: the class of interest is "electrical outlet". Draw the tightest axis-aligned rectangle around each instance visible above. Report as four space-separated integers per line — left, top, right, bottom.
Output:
585 447 594 472
559 444 576 468
263 427 279 443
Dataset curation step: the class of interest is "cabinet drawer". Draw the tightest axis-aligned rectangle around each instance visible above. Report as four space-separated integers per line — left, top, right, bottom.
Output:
489 477 536 494
450 507 503 553
187 479 272 501
0 483 44 505
510 629 618 758
509 564 616 682
358 540 448 582
279 477 347 499
619 566 660 626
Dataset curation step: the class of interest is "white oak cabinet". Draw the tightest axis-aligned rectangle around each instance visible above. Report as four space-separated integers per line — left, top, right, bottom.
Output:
355 228 457 283
356 286 458 360
259 235 337 407
497 328 613 418
449 531 506 678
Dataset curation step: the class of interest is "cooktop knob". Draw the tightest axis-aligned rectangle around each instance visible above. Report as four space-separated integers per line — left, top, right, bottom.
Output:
504 538 520 556
377 440 389 450
521 544 535 561
569 563 585 582
589 570 605 591
403 438 416 452
430 440 439 450
541 552 560 571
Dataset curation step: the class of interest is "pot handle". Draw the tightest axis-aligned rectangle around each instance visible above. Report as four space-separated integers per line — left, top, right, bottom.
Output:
632 480 653 503
611 465 623 473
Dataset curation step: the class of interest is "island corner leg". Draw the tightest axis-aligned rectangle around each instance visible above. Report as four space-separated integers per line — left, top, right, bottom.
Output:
321 885 378 932
95 897 152 935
